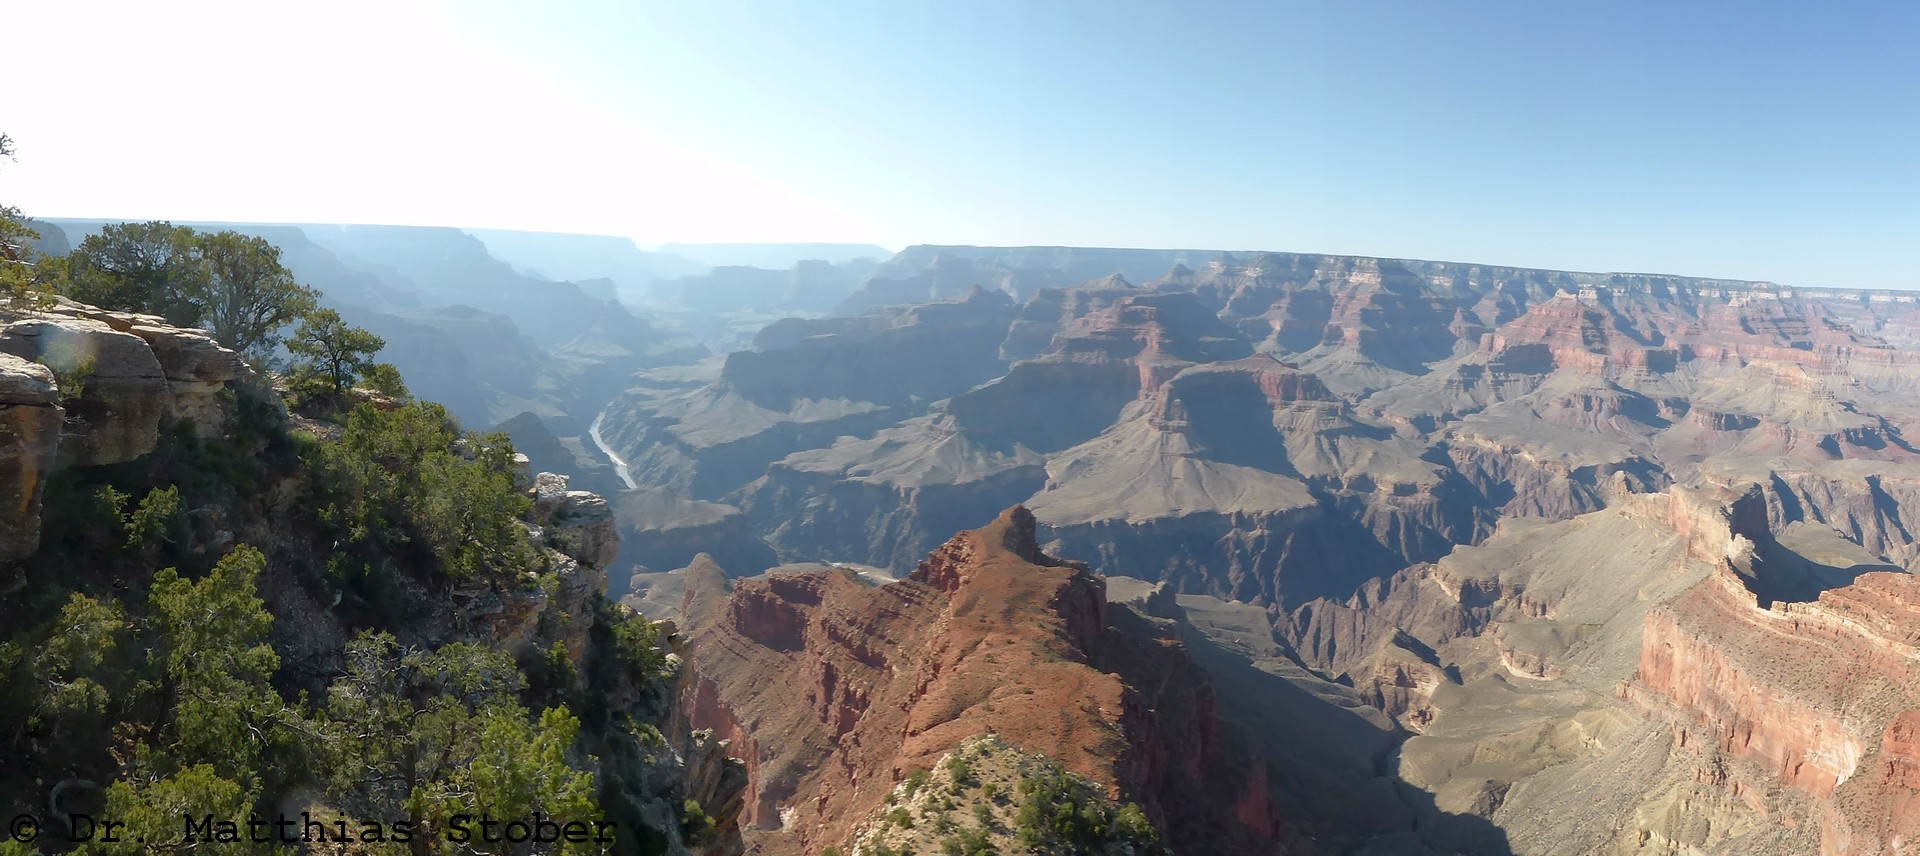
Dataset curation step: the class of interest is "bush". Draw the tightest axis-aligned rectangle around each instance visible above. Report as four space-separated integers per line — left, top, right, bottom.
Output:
904 768 930 797
305 401 535 586
680 799 716 844
361 362 409 400
943 828 994 856
124 486 180 553
945 755 976 792
1009 763 1161 853
607 605 667 680
40 337 95 405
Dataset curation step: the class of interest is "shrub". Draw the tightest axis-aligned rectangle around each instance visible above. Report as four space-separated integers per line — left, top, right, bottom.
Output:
945 755 976 792
124 486 180 553
943 828 993 856
608 606 667 679
680 799 716 844
1009 763 1161 853
903 768 930 797
972 801 994 830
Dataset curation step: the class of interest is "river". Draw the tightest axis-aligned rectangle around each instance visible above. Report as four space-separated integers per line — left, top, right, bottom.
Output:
588 410 639 490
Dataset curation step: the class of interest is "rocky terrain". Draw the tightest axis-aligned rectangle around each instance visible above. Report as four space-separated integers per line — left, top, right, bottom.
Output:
18 228 1920 853
672 507 1318 855
604 250 1920 598
0 294 746 855
590 245 1920 853
0 297 243 563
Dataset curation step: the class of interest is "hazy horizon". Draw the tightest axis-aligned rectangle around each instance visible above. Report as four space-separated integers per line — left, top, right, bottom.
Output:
10 1 1920 289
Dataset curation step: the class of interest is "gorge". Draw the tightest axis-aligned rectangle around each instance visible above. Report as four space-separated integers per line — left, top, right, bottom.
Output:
9 227 1920 855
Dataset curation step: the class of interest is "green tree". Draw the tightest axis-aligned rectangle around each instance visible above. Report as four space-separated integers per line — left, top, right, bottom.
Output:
99 763 262 856
0 135 55 307
308 402 535 586
287 307 386 399
0 204 41 305
146 545 302 786
0 132 32 305
195 230 318 361
320 633 600 855
362 362 411 401
51 223 322 363
58 221 205 324
125 485 182 554
18 593 129 748
94 546 305 856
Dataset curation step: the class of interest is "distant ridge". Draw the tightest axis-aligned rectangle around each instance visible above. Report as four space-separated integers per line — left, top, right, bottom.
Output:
655 242 894 269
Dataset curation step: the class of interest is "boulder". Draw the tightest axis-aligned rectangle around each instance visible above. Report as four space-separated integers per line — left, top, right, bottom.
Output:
128 322 241 436
531 472 619 570
0 316 168 466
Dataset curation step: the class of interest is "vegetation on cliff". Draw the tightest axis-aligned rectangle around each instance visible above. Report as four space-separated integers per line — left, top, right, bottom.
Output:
846 736 1162 856
0 169 700 852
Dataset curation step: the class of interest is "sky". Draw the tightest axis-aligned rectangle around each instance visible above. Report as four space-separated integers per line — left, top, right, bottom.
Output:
6 0 1919 287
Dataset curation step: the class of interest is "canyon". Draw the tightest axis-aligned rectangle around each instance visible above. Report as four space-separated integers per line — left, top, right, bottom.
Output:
16 225 1920 853
584 246 1920 854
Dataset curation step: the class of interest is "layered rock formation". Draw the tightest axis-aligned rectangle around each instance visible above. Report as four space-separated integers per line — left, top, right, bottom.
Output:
0 300 243 561
606 247 1920 608
1262 478 1920 854
676 507 1302 855
579 243 1920 853
0 353 59 563
599 287 1018 502
1631 552 1920 853
836 246 1215 316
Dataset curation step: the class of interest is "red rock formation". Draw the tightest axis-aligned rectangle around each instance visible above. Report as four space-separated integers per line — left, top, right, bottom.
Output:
1148 356 1332 430
679 507 1297 854
1632 549 1920 853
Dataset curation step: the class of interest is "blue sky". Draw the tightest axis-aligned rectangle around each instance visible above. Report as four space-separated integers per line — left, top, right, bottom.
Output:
8 0 1919 287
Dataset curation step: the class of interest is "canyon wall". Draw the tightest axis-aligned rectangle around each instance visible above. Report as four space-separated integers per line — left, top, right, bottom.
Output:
676 507 1300 855
0 299 243 564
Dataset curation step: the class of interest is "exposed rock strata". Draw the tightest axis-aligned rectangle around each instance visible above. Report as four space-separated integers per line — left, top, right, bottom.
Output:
677 508 1297 855
0 353 60 563
0 301 243 561
599 288 1017 500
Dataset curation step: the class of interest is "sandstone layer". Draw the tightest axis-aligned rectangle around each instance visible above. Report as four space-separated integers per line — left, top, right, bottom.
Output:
676 507 1302 855
0 299 244 562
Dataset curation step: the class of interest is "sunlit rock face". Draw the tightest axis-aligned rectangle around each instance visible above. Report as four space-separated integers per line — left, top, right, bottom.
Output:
0 299 244 562
587 245 1920 853
0 352 60 563
676 507 1303 856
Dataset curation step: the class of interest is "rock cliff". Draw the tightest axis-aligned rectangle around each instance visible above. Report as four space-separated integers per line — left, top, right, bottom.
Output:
0 299 243 563
620 247 1920 610
1631 549 1920 853
580 243 1920 853
676 507 1299 855
0 352 59 563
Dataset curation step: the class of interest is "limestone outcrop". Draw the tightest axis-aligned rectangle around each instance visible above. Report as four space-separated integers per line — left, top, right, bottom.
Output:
0 315 170 466
532 471 619 570
0 300 243 562
1631 560 1920 854
0 353 60 563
